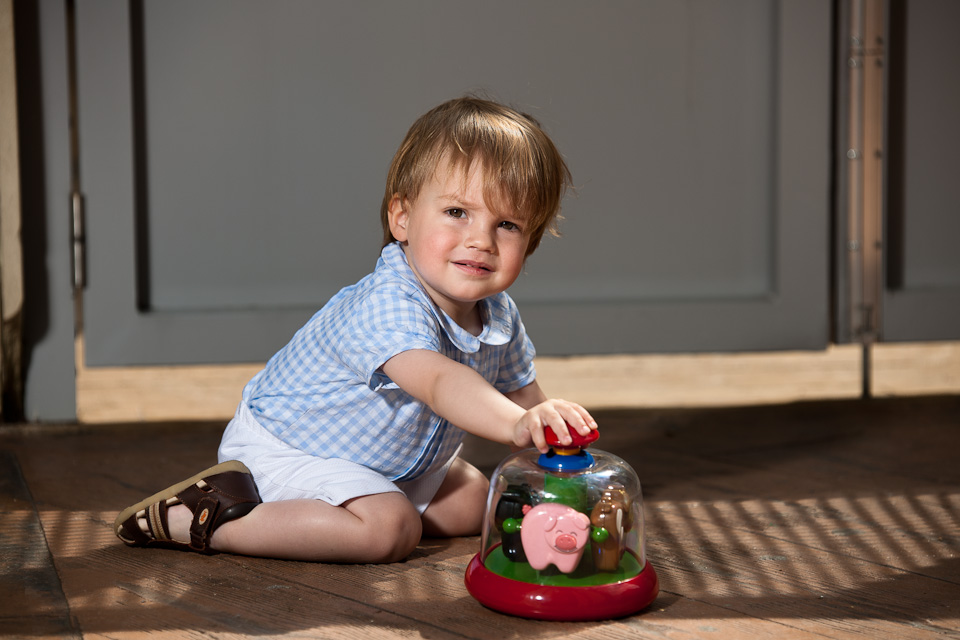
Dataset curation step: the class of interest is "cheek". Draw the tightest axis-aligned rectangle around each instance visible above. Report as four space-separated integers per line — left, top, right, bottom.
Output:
502 259 524 282
500 239 529 276
409 226 458 270
421 227 459 256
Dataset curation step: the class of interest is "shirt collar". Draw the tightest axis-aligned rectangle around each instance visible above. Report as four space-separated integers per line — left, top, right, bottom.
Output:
379 242 513 352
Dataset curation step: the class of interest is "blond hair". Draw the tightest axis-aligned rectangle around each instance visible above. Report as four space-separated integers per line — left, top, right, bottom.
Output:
381 97 572 256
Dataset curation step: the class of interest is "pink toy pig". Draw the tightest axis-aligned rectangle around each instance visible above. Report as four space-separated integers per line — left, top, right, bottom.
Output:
520 503 591 573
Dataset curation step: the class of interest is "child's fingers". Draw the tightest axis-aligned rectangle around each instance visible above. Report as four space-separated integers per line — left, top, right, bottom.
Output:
578 403 599 429
537 406 574 446
520 400 599 453
516 411 553 453
556 401 598 434
531 400 572 451
529 426 549 453
547 420 572 445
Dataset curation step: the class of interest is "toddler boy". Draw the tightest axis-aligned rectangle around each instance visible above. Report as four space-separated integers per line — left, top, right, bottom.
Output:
115 97 597 562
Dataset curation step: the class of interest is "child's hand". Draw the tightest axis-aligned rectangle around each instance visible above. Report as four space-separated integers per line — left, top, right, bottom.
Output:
513 399 598 453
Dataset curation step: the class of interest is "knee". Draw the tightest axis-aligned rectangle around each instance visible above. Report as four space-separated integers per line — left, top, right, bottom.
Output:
361 503 423 563
463 466 490 530
470 478 490 535
459 473 489 534
422 466 489 537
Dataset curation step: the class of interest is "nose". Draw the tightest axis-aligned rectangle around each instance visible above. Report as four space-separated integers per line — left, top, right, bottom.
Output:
555 533 578 551
465 222 496 252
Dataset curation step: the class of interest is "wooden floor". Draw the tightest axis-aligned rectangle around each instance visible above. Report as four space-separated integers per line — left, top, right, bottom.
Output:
2 394 959 639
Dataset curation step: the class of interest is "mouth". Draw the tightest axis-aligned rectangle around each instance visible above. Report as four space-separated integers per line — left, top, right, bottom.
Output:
454 260 493 273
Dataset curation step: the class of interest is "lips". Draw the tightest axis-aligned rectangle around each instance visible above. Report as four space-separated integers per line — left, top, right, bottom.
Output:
454 260 493 273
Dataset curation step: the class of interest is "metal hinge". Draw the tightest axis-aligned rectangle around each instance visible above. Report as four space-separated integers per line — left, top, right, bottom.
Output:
845 0 885 398
71 191 86 289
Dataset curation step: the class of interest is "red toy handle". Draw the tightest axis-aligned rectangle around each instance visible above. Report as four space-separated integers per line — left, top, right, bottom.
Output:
544 423 599 449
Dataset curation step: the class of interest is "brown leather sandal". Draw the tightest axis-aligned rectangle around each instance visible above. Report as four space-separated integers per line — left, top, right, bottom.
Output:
114 460 261 554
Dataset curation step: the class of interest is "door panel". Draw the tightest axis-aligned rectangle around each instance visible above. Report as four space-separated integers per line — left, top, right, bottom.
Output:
883 0 960 341
76 1 833 366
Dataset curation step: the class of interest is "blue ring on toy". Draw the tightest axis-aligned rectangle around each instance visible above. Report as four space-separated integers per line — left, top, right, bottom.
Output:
537 449 595 471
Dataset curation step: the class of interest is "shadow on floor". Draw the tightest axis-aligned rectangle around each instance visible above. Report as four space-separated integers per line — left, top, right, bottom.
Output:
2 395 958 638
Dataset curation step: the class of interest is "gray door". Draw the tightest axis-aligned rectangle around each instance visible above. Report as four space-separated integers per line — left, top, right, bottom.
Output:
835 0 960 345
74 1 833 367
882 0 960 341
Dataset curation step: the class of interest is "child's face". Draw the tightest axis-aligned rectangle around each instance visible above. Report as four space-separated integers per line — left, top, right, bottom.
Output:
388 159 531 329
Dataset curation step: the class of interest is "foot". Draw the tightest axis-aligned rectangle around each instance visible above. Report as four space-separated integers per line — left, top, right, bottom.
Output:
138 503 192 544
115 460 262 553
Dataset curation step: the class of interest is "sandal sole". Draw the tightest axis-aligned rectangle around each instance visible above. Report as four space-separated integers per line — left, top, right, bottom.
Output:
113 460 252 541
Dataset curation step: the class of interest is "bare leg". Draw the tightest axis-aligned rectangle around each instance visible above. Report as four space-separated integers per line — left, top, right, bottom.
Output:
166 491 422 563
421 458 489 538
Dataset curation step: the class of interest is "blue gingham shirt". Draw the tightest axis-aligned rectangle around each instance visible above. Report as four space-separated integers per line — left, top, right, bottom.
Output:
241 242 537 481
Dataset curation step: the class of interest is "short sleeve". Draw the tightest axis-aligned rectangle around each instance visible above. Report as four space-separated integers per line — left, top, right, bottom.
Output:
492 298 537 394
331 281 443 390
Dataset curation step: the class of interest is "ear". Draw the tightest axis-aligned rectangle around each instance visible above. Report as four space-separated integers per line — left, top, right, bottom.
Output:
387 194 409 243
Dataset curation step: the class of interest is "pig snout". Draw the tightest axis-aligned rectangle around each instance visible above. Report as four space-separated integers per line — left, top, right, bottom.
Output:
554 533 579 551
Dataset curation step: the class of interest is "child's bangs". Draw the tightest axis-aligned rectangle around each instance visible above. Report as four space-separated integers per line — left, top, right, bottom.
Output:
445 125 558 235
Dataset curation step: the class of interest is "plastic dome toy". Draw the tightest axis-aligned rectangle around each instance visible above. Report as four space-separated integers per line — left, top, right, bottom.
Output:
464 424 659 620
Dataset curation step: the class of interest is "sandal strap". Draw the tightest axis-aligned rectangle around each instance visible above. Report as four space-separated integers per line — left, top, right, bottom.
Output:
116 500 174 547
148 500 172 542
179 470 261 553
189 495 221 552
116 510 153 546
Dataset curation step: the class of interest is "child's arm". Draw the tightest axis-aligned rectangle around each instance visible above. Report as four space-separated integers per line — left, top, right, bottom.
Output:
504 378 548 409
381 349 596 453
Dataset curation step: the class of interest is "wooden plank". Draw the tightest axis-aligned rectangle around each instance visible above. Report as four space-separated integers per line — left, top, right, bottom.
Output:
597 397 960 638
647 498 960 638
3 396 958 638
0 450 79 638
75 340 960 424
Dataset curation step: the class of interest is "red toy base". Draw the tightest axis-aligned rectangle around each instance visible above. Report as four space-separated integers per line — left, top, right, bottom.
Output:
464 553 659 621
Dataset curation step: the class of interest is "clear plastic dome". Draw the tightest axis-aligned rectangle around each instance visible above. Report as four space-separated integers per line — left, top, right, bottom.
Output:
465 434 659 620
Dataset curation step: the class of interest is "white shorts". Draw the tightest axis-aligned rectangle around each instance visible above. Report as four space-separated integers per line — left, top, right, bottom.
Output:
217 402 460 514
